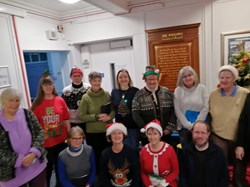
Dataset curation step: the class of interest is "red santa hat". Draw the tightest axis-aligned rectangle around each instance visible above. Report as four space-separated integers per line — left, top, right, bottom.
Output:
140 119 163 136
106 122 127 136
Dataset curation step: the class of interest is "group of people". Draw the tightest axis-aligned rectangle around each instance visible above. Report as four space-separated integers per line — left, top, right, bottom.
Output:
0 63 249 187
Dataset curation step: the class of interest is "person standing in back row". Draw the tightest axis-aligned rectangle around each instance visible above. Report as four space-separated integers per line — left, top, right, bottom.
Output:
174 66 209 147
62 66 90 132
209 65 249 187
78 71 115 175
31 72 70 187
132 65 176 145
111 69 139 149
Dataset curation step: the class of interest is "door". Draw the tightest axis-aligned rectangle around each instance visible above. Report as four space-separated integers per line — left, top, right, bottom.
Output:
26 62 49 100
90 43 134 93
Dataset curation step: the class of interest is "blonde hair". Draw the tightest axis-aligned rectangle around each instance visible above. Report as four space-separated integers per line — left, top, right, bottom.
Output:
67 126 85 145
115 69 133 89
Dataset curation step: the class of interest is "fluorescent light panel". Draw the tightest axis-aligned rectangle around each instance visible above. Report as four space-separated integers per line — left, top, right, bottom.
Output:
58 0 81 4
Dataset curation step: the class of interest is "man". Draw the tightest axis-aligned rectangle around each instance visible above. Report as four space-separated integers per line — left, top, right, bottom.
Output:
62 67 90 131
132 65 176 144
235 93 250 186
179 121 228 187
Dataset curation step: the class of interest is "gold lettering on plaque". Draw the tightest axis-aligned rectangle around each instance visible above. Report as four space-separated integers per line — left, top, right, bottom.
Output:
155 43 191 90
162 32 183 41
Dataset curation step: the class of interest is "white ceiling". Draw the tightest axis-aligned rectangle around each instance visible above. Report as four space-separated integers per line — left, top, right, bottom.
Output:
0 0 168 17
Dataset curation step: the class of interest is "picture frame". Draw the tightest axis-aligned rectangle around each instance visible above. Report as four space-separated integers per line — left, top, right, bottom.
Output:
0 66 11 88
221 30 250 65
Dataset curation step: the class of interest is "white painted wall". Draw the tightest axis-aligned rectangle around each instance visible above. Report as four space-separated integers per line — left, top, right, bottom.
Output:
63 0 250 92
83 42 135 92
0 13 29 107
15 15 69 51
1 0 250 108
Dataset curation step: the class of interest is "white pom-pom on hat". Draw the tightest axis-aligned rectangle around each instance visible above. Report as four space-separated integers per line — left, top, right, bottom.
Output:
140 119 163 136
140 128 146 133
154 69 160 74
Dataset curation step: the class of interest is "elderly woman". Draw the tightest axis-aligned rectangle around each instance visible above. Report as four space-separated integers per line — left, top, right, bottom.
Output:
79 71 115 173
57 126 95 187
31 74 70 187
209 65 249 186
132 65 176 145
174 66 209 147
140 119 179 187
0 88 47 187
100 122 140 187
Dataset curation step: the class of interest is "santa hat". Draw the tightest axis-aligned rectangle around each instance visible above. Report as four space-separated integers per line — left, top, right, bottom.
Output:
140 119 163 136
143 65 160 79
106 122 127 137
70 67 83 77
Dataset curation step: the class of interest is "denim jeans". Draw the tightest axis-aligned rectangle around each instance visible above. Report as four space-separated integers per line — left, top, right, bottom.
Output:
124 128 140 150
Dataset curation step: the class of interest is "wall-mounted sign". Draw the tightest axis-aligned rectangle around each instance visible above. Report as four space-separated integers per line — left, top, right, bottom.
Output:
0 66 11 88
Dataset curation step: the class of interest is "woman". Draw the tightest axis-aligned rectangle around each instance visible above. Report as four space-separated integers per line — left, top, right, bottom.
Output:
140 119 179 187
209 65 249 186
132 65 176 145
57 126 95 187
111 69 139 149
78 71 115 173
0 88 47 187
31 74 70 187
174 66 209 146
100 122 140 187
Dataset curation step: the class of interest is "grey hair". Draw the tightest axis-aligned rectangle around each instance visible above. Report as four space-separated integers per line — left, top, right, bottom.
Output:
0 88 22 107
176 66 199 87
88 71 102 82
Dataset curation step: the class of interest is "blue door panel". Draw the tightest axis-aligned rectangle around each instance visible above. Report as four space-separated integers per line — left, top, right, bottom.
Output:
25 62 48 99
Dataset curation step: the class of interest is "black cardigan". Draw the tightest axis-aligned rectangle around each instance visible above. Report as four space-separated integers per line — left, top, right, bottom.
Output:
236 93 250 156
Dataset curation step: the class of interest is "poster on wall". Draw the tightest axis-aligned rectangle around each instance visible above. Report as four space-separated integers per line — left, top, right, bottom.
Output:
0 66 11 88
221 30 250 65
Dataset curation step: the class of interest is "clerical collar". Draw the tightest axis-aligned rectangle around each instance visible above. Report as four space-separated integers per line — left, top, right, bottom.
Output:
72 82 83 89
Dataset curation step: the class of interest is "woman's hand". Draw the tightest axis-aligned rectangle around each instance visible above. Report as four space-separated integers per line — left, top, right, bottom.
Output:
98 113 111 122
163 129 171 135
22 152 36 167
235 146 244 160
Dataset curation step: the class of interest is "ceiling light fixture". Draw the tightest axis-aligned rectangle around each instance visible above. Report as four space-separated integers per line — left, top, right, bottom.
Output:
58 0 81 4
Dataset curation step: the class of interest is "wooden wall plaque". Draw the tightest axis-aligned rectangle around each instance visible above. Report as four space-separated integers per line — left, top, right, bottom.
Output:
146 23 200 91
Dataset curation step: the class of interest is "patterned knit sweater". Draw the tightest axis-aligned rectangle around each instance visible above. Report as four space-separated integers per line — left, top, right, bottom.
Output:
62 82 90 124
132 86 176 131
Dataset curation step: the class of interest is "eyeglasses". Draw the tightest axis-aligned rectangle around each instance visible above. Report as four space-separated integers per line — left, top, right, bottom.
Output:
182 74 193 79
71 137 83 141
